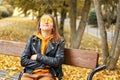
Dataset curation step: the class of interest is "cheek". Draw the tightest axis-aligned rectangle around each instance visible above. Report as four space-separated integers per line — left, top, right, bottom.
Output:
40 23 44 28
40 23 43 26
49 23 53 28
50 21 54 26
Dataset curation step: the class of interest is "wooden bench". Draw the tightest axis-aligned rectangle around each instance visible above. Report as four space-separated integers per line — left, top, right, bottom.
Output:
0 40 106 80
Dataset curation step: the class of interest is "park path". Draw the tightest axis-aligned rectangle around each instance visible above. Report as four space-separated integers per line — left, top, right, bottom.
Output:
0 22 13 27
85 25 114 41
0 17 31 27
64 18 114 42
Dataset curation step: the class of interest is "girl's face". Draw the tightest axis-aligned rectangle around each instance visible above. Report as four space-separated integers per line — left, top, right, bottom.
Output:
40 15 53 31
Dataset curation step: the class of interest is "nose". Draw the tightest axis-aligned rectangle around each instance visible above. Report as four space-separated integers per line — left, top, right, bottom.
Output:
45 19 49 24
43 18 48 23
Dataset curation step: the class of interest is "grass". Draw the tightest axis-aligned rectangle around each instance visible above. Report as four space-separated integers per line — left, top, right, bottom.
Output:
0 18 37 42
0 17 120 80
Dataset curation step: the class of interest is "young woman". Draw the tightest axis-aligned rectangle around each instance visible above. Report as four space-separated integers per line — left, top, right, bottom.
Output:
20 14 65 80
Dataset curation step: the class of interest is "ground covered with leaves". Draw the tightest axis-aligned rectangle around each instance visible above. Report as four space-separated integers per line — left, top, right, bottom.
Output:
0 17 120 80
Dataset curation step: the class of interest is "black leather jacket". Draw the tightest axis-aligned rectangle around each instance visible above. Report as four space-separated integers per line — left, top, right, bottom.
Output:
20 35 65 80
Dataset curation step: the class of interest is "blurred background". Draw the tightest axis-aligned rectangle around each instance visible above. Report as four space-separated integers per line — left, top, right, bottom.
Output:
0 0 120 80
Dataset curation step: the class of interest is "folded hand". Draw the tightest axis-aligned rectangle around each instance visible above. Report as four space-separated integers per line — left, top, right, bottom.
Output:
31 54 37 60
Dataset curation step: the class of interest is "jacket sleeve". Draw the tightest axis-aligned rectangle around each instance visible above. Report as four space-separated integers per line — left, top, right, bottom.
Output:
21 36 42 69
36 40 65 67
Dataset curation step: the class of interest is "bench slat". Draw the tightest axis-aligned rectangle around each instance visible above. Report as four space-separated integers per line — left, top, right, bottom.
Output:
0 40 25 57
0 40 99 69
64 48 99 69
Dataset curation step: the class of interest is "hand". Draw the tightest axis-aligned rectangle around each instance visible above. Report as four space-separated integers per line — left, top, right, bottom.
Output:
31 54 37 60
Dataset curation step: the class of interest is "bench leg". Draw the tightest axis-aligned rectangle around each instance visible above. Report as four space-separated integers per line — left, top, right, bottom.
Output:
87 65 106 80
18 69 25 80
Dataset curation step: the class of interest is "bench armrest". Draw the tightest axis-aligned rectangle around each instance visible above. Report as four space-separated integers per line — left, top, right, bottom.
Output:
87 65 106 80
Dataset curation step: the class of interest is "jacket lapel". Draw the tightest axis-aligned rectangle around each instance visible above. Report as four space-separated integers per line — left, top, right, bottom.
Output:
32 38 41 53
46 41 55 54
36 40 41 53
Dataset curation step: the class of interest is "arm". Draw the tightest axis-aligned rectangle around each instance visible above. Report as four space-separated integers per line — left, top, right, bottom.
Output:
36 40 65 67
21 36 42 69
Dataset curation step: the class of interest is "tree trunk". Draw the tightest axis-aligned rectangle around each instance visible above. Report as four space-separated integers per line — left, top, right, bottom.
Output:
93 0 109 63
112 32 120 67
69 0 77 48
59 4 67 37
107 0 120 69
72 0 91 48
110 0 120 57
108 32 120 69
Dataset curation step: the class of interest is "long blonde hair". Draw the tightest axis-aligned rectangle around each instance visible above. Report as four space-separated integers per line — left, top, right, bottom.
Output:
37 14 62 43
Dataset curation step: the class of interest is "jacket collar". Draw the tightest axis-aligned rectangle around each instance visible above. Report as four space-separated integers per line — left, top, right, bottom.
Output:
33 37 56 54
46 41 56 54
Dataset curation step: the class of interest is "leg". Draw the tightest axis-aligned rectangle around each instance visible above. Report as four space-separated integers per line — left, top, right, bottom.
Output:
38 76 56 80
37 73 56 80
21 73 34 80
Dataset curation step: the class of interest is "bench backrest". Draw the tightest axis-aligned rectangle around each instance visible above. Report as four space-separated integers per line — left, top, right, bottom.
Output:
0 40 99 69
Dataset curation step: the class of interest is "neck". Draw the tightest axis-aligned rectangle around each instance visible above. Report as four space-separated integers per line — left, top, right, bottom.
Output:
41 30 52 38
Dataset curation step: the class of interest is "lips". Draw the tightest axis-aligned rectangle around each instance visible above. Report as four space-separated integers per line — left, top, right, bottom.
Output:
43 23 49 26
44 24 49 26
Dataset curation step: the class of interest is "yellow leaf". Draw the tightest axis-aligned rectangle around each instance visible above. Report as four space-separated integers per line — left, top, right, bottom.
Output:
9 71 15 76
4 71 15 79
5 75 10 79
